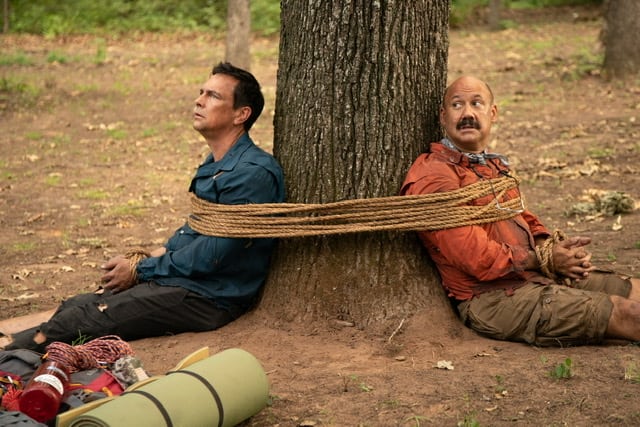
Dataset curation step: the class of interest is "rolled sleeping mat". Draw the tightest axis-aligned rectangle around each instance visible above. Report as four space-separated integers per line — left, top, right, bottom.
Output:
67 348 269 427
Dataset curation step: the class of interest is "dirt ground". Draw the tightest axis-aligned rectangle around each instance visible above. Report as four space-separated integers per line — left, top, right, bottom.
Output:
2 5 640 426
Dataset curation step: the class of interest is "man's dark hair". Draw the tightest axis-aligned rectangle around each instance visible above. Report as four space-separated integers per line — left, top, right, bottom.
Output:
211 62 264 131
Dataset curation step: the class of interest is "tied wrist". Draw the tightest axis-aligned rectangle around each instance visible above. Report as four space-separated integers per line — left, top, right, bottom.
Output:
124 249 150 284
534 230 566 281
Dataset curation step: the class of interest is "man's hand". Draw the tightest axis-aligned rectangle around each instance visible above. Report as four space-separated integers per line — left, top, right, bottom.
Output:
100 255 136 293
552 236 596 280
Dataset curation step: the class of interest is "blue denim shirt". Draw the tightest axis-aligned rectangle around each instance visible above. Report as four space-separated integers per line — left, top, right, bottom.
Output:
136 133 285 315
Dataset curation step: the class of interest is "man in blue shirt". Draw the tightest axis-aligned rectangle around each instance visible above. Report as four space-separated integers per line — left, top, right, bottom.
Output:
4 62 285 352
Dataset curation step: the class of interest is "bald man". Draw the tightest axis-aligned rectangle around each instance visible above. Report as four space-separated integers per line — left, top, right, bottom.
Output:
401 76 640 346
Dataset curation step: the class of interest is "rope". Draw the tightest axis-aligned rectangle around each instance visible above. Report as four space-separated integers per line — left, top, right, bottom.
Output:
534 230 568 281
45 335 135 374
124 249 150 284
187 175 525 238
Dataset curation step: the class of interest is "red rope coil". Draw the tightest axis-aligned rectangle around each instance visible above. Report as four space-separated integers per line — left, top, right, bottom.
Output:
45 335 134 373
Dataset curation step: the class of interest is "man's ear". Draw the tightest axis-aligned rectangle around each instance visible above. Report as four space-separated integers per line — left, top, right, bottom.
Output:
234 106 252 126
490 104 498 123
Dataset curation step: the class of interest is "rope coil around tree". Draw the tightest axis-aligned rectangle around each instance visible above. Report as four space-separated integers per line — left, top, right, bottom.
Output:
121 174 569 289
187 175 524 238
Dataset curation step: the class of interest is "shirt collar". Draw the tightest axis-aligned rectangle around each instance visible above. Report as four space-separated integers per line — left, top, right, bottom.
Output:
203 133 253 171
440 138 509 167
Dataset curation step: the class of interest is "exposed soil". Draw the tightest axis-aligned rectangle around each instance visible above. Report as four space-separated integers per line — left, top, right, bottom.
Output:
2 5 640 426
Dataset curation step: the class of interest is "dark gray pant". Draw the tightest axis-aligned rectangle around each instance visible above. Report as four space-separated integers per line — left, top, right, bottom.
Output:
8 282 234 352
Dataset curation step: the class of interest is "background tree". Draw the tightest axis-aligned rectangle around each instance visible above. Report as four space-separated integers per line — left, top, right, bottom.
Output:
602 0 640 78
488 0 502 31
3 0 8 33
260 1 455 334
225 0 251 70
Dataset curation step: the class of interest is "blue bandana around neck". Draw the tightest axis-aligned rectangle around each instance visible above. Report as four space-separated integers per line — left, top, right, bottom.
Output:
440 138 510 167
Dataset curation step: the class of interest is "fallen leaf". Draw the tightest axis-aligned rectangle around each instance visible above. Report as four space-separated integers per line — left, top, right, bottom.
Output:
435 360 454 370
11 269 34 280
26 212 46 223
612 215 623 231
0 292 39 301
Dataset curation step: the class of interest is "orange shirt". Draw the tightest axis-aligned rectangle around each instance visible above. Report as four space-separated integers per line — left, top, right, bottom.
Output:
401 142 552 300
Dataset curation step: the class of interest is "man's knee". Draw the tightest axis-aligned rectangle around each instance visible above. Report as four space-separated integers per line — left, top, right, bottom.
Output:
606 295 640 341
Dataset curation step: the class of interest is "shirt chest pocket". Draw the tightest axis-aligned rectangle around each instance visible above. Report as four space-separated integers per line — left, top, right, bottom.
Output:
171 226 200 249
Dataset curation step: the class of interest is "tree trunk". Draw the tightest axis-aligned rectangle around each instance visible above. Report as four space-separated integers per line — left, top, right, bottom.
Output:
488 0 501 31
3 0 9 34
261 1 455 333
225 0 251 70
602 0 640 78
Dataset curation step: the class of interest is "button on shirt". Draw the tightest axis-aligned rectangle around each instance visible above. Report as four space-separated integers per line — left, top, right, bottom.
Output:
136 134 285 313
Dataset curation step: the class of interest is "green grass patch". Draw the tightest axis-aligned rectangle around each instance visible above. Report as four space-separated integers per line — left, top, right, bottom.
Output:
0 170 13 181
94 38 108 64
107 128 128 140
73 83 100 94
11 241 38 252
0 77 40 97
76 217 91 227
624 363 640 383
76 237 107 248
141 128 159 138
587 147 614 159
25 131 44 141
44 174 62 186
0 51 35 66
7 0 280 36
112 80 131 96
458 413 480 427
107 200 147 217
47 50 72 64
549 357 573 380
77 189 109 200
50 134 72 147
77 178 97 187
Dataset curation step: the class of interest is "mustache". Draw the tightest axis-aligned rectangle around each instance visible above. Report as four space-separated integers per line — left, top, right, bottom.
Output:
456 117 480 130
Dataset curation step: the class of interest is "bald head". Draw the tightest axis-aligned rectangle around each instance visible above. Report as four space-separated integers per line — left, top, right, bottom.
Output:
439 76 498 153
443 76 494 106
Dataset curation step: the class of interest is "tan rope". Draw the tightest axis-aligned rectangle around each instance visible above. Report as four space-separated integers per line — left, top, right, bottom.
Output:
187 175 526 238
534 230 567 280
124 249 150 283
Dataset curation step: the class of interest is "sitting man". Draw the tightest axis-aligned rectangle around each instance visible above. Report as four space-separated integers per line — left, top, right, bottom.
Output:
3 62 285 352
401 75 640 346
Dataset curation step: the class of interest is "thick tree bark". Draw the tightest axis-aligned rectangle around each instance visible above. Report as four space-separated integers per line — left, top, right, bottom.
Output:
602 0 640 78
225 0 251 70
261 1 455 333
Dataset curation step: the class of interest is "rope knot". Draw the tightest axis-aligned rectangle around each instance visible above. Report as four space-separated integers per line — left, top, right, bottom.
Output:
124 249 150 284
534 230 567 281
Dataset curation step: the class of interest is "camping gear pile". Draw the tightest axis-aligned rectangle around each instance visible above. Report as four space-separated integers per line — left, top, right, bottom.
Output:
0 338 269 427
